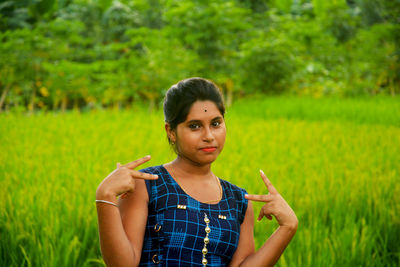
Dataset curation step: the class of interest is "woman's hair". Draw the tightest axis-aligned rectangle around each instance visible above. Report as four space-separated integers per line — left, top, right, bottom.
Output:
163 77 225 141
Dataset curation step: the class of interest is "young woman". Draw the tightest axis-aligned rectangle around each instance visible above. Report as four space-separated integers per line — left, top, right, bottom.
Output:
96 77 298 267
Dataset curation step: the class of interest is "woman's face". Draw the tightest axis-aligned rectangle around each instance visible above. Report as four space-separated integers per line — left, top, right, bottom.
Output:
170 100 226 166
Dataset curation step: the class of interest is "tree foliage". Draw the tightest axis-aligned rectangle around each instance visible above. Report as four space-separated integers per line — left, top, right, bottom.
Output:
0 0 399 112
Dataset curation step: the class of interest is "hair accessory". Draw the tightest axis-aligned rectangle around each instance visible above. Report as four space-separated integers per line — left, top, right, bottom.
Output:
96 199 118 207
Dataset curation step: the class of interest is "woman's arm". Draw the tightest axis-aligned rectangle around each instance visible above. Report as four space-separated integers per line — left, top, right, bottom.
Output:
96 179 149 267
96 156 157 267
230 170 298 267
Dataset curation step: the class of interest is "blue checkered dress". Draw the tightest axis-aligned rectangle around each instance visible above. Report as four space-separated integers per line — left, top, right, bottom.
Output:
138 165 248 266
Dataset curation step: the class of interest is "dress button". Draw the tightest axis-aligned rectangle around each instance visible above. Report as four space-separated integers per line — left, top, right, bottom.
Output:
152 254 160 264
154 224 161 232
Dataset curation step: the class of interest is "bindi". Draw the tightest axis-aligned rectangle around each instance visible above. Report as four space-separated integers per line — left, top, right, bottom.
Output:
204 107 207 112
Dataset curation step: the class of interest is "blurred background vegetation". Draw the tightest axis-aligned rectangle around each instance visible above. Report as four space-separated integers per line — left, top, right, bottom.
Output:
0 0 399 113
1 1 400 266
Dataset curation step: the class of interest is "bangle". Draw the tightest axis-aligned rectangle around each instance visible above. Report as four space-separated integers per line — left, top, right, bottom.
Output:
96 199 118 207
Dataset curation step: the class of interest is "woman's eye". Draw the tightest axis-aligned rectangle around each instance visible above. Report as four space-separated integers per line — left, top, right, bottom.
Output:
189 124 200 129
212 121 221 127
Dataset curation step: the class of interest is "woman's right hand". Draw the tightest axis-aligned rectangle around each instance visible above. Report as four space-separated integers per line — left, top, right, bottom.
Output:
95 155 159 202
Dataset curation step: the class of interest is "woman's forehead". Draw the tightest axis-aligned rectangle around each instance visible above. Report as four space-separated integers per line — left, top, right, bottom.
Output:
186 100 222 120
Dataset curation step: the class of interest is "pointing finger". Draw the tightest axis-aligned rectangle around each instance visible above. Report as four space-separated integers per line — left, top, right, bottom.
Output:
129 169 158 180
260 170 278 194
245 194 273 202
124 155 152 169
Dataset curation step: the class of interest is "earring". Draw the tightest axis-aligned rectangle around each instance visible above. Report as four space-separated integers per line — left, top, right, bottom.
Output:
171 141 176 145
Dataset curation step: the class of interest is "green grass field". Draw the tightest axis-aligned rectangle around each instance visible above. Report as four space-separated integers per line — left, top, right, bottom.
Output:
1 96 399 266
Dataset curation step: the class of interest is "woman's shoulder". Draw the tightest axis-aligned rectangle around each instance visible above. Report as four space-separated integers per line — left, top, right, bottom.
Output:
219 178 247 195
138 165 168 200
139 165 166 175
219 177 248 224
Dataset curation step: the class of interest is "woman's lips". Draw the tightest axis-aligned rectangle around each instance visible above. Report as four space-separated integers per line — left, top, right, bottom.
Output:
200 147 217 152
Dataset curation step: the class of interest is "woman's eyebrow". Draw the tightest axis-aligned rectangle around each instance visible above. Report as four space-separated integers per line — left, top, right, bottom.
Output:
211 116 223 121
186 116 223 124
186 119 202 124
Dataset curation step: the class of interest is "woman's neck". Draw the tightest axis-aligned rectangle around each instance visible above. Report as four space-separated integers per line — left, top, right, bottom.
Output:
168 156 212 178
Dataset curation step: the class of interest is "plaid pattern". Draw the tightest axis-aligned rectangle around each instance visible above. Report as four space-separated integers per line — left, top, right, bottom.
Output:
138 165 248 266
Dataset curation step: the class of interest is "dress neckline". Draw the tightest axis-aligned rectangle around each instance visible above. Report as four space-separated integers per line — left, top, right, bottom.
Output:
160 164 225 206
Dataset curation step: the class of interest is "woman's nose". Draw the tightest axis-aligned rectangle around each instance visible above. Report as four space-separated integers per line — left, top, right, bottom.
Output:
202 127 214 142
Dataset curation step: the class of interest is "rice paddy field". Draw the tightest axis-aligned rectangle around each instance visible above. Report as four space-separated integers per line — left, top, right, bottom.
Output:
1 96 399 266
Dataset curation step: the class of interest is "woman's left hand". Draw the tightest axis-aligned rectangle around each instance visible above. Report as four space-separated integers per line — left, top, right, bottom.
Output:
245 170 298 230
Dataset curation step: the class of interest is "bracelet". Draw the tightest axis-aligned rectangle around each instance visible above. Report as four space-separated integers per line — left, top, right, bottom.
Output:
96 199 118 207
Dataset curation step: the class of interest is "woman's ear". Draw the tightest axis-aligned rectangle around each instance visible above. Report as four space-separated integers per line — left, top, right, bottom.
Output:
165 123 176 143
